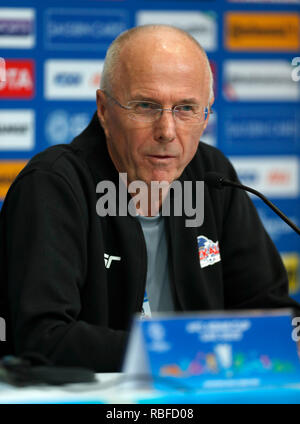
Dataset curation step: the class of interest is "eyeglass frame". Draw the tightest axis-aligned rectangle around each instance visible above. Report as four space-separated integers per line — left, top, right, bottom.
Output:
101 90 213 124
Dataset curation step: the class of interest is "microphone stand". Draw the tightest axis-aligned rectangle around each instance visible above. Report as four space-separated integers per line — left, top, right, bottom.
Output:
221 178 300 236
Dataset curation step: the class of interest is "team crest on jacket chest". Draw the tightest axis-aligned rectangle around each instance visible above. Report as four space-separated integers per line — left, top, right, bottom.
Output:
197 235 221 268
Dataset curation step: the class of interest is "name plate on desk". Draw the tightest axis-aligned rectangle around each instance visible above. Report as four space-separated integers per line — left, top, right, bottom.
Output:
123 309 300 391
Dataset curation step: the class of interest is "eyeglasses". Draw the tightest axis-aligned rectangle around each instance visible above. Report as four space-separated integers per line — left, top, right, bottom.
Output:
102 90 212 125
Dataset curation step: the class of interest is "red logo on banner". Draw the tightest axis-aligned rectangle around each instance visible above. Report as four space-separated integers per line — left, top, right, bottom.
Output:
0 59 34 99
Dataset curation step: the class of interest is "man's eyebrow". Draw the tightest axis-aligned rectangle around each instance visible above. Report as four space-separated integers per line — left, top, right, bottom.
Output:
130 94 160 102
179 98 200 104
130 95 200 104
132 94 159 103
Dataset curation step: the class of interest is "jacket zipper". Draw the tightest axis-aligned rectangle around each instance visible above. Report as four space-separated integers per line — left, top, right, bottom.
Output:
132 217 148 312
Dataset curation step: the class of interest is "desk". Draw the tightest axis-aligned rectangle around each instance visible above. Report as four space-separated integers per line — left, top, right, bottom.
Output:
1 373 300 403
0 373 156 404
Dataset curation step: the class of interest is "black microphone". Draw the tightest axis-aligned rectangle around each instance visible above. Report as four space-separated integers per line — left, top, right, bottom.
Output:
204 171 300 236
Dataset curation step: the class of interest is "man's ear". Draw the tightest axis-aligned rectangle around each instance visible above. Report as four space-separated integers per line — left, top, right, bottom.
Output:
202 96 214 132
96 89 109 134
96 89 105 122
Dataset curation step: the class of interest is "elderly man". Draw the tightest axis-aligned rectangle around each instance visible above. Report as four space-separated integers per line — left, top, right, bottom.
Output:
0 25 299 372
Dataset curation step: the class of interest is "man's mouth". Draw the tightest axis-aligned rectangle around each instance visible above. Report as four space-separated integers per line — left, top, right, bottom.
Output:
147 154 176 160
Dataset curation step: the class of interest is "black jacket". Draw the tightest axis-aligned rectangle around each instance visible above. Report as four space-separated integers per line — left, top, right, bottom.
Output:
0 113 299 372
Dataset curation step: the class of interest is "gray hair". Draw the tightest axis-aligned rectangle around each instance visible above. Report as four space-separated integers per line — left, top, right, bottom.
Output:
100 24 214 103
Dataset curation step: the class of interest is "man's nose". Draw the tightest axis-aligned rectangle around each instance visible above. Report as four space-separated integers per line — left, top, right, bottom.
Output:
153 110 176 143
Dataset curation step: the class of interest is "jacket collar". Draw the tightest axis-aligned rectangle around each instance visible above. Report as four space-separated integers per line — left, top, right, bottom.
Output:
70 112 120 187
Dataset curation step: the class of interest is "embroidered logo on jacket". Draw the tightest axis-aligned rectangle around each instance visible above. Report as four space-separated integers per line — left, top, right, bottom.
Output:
104 253 121 269
197 236 221 269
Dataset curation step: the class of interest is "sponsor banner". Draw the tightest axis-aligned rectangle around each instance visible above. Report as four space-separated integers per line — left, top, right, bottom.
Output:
223 105 299 153
230 156 299 198
0 8 35 49
281 253 300 298
0 110 35 150
44 8 129 50
0 59 34 99
225 12 300 51
0 57 5 87
44 59 103 100
255 200 299 246
223 60 300 101
201 109 217 147
44 107 94 145
0 160 27 201
136 10 217 51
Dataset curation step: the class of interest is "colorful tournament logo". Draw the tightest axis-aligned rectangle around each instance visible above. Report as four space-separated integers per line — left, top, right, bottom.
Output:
197 236 221 269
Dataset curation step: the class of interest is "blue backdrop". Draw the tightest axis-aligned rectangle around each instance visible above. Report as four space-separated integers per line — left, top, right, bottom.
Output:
0 0 299 300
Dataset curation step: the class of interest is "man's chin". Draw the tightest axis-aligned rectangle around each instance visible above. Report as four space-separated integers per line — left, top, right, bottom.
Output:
144 171 178 186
